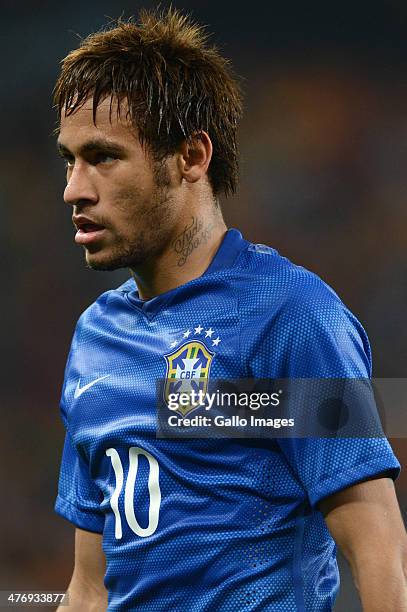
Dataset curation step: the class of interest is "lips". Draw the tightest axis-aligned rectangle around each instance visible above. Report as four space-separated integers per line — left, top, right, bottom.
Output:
78 222 105 233
73 216 107 246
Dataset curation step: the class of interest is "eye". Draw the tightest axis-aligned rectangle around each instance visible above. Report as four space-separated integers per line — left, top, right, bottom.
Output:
94 153 117 165
58 150 74 168
60 156 74 173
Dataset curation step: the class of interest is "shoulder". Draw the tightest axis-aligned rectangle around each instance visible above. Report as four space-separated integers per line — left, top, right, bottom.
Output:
236 239 347 317
74 277 135 334
236 240 371 377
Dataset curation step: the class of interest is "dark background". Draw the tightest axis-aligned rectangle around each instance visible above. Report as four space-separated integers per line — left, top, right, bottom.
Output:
1 1 406 610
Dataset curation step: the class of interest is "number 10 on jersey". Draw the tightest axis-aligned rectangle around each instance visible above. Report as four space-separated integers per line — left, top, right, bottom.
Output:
106 447 161 538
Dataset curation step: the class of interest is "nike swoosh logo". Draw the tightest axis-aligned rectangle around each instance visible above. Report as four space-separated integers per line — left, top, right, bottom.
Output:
74 375 110 399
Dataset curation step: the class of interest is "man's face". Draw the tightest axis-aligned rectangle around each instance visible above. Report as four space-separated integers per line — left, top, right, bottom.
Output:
57 97 179 271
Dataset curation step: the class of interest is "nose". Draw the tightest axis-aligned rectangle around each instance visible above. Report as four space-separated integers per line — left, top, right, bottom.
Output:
63 162 98 207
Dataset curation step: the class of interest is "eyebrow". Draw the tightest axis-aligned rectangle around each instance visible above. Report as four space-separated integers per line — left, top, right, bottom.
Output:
56 138 126 157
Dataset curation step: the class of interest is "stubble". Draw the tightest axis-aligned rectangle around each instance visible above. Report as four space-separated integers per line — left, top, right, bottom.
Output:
85 160 175 271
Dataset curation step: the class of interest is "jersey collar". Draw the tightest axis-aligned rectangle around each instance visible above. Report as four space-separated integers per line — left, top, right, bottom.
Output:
203 228 247 275
125 228 247 318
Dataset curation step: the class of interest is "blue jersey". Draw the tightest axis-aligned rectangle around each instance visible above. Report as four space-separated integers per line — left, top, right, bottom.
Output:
55 229 399 611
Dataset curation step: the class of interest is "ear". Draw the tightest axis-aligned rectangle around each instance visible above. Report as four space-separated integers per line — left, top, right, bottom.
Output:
177 131 213 184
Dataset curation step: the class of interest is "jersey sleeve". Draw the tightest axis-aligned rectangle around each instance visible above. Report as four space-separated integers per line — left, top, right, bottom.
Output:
275 282 400 507
55 430 105 533
54 324 105 533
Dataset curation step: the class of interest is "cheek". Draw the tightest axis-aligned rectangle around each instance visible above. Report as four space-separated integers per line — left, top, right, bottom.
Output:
110 185 149 215
106 176 174 237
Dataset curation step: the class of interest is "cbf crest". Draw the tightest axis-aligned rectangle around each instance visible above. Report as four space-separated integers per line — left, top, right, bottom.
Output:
164 326 220 416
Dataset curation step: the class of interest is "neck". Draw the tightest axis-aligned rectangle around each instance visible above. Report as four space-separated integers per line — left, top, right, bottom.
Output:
130 210 227 300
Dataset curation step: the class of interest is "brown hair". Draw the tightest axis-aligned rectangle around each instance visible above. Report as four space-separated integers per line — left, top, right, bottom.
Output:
54 7 243 197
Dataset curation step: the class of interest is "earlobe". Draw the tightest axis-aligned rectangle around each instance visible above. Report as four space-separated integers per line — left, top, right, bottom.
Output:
179 132 213 184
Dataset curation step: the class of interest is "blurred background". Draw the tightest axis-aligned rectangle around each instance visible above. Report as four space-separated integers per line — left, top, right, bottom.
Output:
1 1 406 610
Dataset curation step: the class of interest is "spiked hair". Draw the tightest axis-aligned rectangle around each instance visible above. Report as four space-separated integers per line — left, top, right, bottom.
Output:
54 8 243 197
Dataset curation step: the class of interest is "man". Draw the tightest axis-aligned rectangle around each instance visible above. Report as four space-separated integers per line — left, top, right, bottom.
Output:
54 8 406 611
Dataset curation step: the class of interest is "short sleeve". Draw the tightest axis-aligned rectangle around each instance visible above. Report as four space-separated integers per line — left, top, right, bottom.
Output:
55 430 105 533
276 285 400 506
55 320 105 533
278 436 400 507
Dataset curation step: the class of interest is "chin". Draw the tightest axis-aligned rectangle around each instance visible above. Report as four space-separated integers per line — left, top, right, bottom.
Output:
85 247 146 271
85 253 127 271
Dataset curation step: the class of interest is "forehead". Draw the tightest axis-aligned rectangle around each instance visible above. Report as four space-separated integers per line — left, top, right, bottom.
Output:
58 97 137 148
